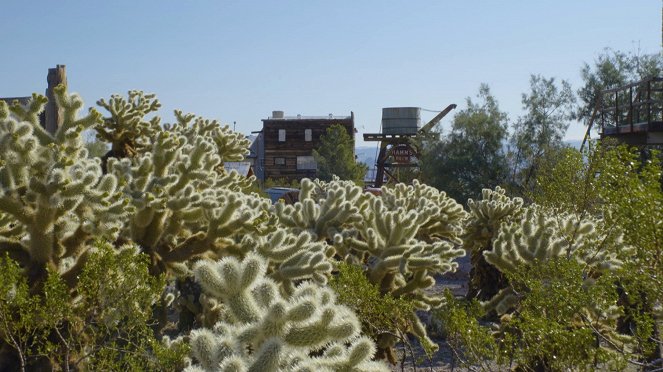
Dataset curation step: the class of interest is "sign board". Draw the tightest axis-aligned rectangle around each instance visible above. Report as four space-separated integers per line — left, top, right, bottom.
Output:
391 144 415 163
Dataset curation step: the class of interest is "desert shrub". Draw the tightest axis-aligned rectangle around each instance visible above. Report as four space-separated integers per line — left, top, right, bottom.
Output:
439 259 628 371
329 262 436 361
0 242 188 371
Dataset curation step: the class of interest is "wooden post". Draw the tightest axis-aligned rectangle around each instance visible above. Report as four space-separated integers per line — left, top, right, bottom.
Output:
44 65 67 135
630 86 634 133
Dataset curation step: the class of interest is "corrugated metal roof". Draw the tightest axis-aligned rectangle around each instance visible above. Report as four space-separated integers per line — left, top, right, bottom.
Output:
224 162 253 177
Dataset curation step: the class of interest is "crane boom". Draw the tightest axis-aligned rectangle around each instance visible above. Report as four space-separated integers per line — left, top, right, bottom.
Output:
418 104 457 134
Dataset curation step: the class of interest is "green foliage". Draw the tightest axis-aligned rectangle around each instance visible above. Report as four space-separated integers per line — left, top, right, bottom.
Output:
330 262 434 357
577 48 663 123
0 86 126 289
438 259 628 371
436 291 497 369
420 84 509 203
509 74 576 194
313 124 367 184
498 258 626 371
532 142 663 359
0 254 69 370
0 242 187 371
264 177 301 189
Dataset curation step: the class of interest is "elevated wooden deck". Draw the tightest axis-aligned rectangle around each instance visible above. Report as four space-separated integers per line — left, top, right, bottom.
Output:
598 77 663 145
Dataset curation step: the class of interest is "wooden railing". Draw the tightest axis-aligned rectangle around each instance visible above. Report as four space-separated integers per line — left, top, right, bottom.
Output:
599 77 663 135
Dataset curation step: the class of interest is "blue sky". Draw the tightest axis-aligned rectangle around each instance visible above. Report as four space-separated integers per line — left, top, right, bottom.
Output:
1 1 660 146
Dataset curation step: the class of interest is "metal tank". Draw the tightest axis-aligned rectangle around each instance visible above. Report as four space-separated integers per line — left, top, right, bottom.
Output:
381 107 421 135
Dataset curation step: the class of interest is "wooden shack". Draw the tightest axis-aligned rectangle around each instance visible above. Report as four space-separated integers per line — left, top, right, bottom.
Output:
260 111 355 182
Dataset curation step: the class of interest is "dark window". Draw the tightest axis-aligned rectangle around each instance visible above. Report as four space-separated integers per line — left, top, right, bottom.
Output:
274 157 285 166
297 156 317 170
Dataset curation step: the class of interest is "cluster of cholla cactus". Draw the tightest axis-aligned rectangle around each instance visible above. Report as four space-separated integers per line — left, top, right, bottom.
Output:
186 253 388 371
97 93 271 276
273 177 370 240
0 87 126 288
482 206 627 315
463 187 524 300
324 180 467 361
237 229 335 294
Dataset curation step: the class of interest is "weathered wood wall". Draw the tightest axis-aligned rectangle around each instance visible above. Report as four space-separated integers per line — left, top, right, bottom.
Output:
262 116 355 181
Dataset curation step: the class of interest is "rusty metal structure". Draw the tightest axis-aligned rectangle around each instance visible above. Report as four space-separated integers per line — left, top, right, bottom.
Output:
581 77 663 150
364 104 456 187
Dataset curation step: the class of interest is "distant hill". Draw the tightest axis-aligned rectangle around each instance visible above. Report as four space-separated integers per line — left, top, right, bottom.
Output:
355 147 378 166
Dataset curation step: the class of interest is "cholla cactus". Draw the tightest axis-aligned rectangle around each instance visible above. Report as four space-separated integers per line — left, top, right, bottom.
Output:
463 186 524 250
463 186 524 300
187 253 388 372
165 111 254 191
483 207 627 315
0 87 126 286
379 180 467 244
335 180 465 361
98 92 268 275
238 229 335 294
274 178 370 240
95 90 162 159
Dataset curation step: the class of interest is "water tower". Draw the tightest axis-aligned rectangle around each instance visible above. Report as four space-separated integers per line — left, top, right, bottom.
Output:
364 104 456 187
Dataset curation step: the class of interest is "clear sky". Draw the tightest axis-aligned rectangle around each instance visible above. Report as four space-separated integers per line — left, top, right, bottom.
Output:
1 1 660 146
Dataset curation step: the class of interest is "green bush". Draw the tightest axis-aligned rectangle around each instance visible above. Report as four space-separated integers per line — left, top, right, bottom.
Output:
329 262 436 363
0 242 188 371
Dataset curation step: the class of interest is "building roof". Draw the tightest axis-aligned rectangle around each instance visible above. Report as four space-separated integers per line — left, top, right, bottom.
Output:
223 162 253 177
263 115 352 121
0 96 32 106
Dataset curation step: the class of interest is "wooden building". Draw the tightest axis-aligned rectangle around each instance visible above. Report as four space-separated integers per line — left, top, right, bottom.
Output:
0 65 67 135
258 111 355 182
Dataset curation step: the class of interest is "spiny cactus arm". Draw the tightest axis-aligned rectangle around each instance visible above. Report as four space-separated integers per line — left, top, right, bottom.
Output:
0 100 8 120
52 86 103 144
96 91 162 157
194 254 265 323
391 270 435 297
482 286 519 315
409 312 438 352
60 226 89 259
246 338 281 372
283 306 360 348
210 122 251 163
7 93 48 126
0 195 31 223
300 337 389 372
5 94 53 145
58 247 96 288
273 250 333 286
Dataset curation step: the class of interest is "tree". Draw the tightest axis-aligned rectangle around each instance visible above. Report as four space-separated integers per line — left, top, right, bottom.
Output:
533 142 663 364
312 124 367 184
577 48 663 124
509 74 575 194
421 84 509 204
